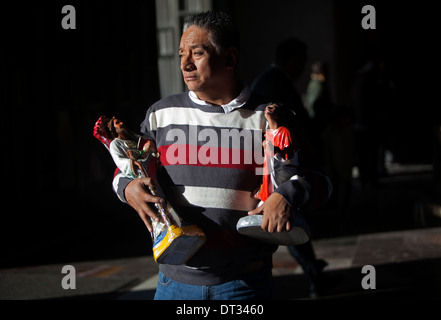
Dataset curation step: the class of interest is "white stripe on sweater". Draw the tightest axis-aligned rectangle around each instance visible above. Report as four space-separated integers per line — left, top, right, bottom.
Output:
168 185 259 212
149 107 265 132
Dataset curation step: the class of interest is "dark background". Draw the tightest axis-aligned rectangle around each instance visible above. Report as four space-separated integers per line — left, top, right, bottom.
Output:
1 0 439 268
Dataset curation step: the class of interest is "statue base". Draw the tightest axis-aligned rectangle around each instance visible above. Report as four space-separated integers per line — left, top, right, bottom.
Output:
153 223 206 265
236 212 310 246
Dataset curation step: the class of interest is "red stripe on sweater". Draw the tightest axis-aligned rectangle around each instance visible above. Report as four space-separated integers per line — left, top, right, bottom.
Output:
158 144 263 171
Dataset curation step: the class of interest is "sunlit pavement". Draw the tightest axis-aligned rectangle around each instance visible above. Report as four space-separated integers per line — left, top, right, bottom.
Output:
116 226 441 300
1 226 441 300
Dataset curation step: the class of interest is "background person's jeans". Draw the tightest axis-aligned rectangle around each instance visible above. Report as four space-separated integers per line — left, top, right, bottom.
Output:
154 269 273 300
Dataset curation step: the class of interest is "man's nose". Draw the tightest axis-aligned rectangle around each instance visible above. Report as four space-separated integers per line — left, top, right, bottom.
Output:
181 55 196 72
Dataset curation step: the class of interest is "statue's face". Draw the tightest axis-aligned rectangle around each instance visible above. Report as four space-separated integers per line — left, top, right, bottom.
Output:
264 103 280 122
112 118 123 129
112 118 125 134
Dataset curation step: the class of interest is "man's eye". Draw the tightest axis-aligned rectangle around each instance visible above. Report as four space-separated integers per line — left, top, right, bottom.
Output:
194 51 204 56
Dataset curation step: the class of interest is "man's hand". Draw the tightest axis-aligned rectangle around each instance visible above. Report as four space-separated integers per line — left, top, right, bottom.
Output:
248 193 292 232
125 177 164 233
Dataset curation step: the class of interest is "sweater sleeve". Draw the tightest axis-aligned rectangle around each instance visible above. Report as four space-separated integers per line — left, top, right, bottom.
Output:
274 125 332 211
275 170 332 211
112 170 132 203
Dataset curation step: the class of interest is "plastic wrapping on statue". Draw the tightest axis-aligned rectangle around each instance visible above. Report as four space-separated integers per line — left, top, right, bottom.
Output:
93 115 206 265
136 154 206 264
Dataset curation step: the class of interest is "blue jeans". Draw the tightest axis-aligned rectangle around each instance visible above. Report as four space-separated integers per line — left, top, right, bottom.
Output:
154 269 273 300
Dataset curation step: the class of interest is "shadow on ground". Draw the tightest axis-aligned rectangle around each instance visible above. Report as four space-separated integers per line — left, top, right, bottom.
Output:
272 257 441 299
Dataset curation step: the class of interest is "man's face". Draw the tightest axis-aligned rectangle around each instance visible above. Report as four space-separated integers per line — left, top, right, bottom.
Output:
179 26 228 96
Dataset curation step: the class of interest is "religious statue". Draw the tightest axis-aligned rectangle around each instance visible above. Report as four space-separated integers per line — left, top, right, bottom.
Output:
237 103 310 245
93 115 206 265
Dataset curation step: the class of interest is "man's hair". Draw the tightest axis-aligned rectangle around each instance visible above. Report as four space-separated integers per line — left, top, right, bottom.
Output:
275 37 307 67
183 11 240 54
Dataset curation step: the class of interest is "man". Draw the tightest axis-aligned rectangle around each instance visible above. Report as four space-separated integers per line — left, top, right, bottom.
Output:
112 11 331 300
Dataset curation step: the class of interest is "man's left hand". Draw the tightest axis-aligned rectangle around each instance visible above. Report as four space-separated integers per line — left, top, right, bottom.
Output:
248 193 292 232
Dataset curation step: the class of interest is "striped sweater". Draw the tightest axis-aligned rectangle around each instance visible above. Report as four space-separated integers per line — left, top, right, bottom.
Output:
113 88 332 285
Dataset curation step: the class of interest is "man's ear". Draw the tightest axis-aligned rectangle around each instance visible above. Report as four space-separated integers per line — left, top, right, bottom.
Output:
224 47 239 70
